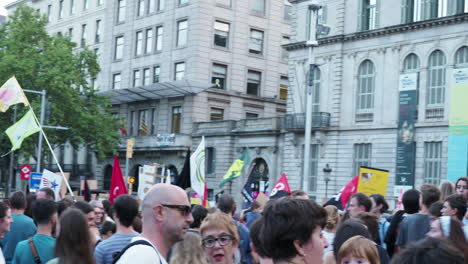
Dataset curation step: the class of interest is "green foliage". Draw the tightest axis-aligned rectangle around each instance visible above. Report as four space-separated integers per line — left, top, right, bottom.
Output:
0 5 120 161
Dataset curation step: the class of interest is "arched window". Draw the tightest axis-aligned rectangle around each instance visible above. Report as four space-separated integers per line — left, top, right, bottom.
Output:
403 53 420 73
455 46 468 68
356 60 375 121
312 67 321 113
427 50 446 109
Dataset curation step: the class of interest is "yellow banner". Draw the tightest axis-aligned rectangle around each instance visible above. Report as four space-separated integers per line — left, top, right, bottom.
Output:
356 167 389 196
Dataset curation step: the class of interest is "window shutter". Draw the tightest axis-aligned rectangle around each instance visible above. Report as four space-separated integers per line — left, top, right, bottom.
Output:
375 0 381 28
401 0 414 23
357 0 364 31
322 5 328 24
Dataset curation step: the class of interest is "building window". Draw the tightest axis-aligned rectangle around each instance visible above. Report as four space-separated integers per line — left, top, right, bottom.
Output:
137 0 145 16
247 70 261 96
174 62 185 80
402 0 466 23
171 106 182 133
403 53 420 73
176 20 188 47
249 29 264 55
145 28 153 53
83 0 88 10
359 0 378 31
246 112 259 119
97 0 103 6
68 27 74 40
130 111 137 135
59 0 64 19
156 26 163 51
95 20 101 43
47 5 52 22
281 36 290 61
212 63 227 89
427 50 446 109
356 60 375 121
157 0 165 11
308 144 319 192
81 24 87 47
424 142 442 185
143 68 151 86
312 67 321 113
114 36 124 60
149 0 155 13
284 4 292 21
455 46 468 68
70 0 75 15
210 108 224 121
153 66 161 83
279 76 288 100
214 21 230 48
112 73 121 90
135 31 143 56
216 0 231 6
353 143 372 176
251 0 266 15
117 0 126 23
133 70 141 87
179 0 189 6
138 110 149 136
206 147 216 174
151 108 157 134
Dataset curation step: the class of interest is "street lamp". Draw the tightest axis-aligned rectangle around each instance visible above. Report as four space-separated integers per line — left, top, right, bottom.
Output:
323 163 332 198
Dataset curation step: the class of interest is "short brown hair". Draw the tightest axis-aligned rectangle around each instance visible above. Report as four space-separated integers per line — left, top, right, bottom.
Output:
200 212 239 246
337 236 379 264
291 190 307 198
420 184 441 208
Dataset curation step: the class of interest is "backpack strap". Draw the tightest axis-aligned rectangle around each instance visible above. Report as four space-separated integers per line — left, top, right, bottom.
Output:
28 237 42 264
112 240 154 264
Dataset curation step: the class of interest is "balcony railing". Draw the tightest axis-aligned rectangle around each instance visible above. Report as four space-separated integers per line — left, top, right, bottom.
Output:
283 112 331 130
43 164 92 177
119 134 192 149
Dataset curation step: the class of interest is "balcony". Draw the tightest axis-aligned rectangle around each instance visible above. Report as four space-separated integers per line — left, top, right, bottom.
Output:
42 164 92 178
193 120 237 135
235 117 281 132
284 112 331 130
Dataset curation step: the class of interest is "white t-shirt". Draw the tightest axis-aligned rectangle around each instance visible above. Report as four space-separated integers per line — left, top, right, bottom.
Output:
116 236 167 264
0 246 5 264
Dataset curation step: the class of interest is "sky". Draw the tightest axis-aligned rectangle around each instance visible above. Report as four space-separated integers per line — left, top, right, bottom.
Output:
0 0 15 16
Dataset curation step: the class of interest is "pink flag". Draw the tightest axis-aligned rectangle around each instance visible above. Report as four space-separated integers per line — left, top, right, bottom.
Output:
0 76 29 112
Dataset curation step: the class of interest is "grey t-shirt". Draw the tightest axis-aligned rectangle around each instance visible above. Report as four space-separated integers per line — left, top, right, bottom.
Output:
396 213 430 247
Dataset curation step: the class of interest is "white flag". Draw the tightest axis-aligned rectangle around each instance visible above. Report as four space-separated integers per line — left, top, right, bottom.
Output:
40 169 63 201
138 165 156 200
190 137 205 196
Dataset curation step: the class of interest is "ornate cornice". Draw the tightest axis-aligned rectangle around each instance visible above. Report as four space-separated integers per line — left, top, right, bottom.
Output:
284 13 468 51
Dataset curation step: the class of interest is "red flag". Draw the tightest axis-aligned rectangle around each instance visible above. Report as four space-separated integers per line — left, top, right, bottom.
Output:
270 173 291 199
339 175 359 209
202 183 209 208
110 156 128 203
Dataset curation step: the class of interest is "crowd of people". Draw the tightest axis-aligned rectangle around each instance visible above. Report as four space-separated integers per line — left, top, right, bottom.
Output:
0 176 466 264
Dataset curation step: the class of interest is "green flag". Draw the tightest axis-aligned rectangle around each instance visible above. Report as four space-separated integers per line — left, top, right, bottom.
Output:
6 110 40 151
219 150 250 188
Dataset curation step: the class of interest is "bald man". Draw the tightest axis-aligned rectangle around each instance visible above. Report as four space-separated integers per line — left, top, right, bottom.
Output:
115 184 193 264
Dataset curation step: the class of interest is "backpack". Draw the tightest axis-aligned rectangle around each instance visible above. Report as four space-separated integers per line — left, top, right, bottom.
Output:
112 240 155 264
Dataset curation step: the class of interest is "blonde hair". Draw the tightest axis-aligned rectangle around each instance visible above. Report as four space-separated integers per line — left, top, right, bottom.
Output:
439 181 455 202
169 231 208 264
337 236 380 264
324 205 340 230
200 212 240 246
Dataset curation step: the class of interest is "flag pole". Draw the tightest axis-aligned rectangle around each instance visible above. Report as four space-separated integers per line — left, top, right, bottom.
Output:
27 105 76 201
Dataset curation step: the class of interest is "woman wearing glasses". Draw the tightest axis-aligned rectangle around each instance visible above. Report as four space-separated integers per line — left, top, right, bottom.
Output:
200 212 239 264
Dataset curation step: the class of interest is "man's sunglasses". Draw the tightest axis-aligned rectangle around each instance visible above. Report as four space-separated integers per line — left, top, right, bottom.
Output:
161 204 191 215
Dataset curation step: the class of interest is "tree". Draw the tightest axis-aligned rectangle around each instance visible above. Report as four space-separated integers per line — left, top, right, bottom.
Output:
0 6 120 183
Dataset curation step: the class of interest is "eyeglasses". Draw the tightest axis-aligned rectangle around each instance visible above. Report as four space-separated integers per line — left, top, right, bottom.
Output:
202 234 234 248
161 204 191 215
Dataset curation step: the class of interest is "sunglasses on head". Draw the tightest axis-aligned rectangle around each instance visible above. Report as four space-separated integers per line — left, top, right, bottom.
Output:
161 204 191 215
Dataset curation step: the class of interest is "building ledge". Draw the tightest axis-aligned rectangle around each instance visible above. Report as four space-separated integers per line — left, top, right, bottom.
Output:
284 13 468 51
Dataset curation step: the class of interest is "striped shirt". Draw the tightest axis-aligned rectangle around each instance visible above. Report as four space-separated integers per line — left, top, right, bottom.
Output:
94 232 139 264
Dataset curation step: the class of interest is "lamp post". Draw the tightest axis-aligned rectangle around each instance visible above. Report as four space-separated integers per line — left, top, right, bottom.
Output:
323 163 332 198
302 3 320 192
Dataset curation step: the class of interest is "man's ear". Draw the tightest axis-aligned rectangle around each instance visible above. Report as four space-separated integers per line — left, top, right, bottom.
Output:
153 205 165 221
293 240 305 257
